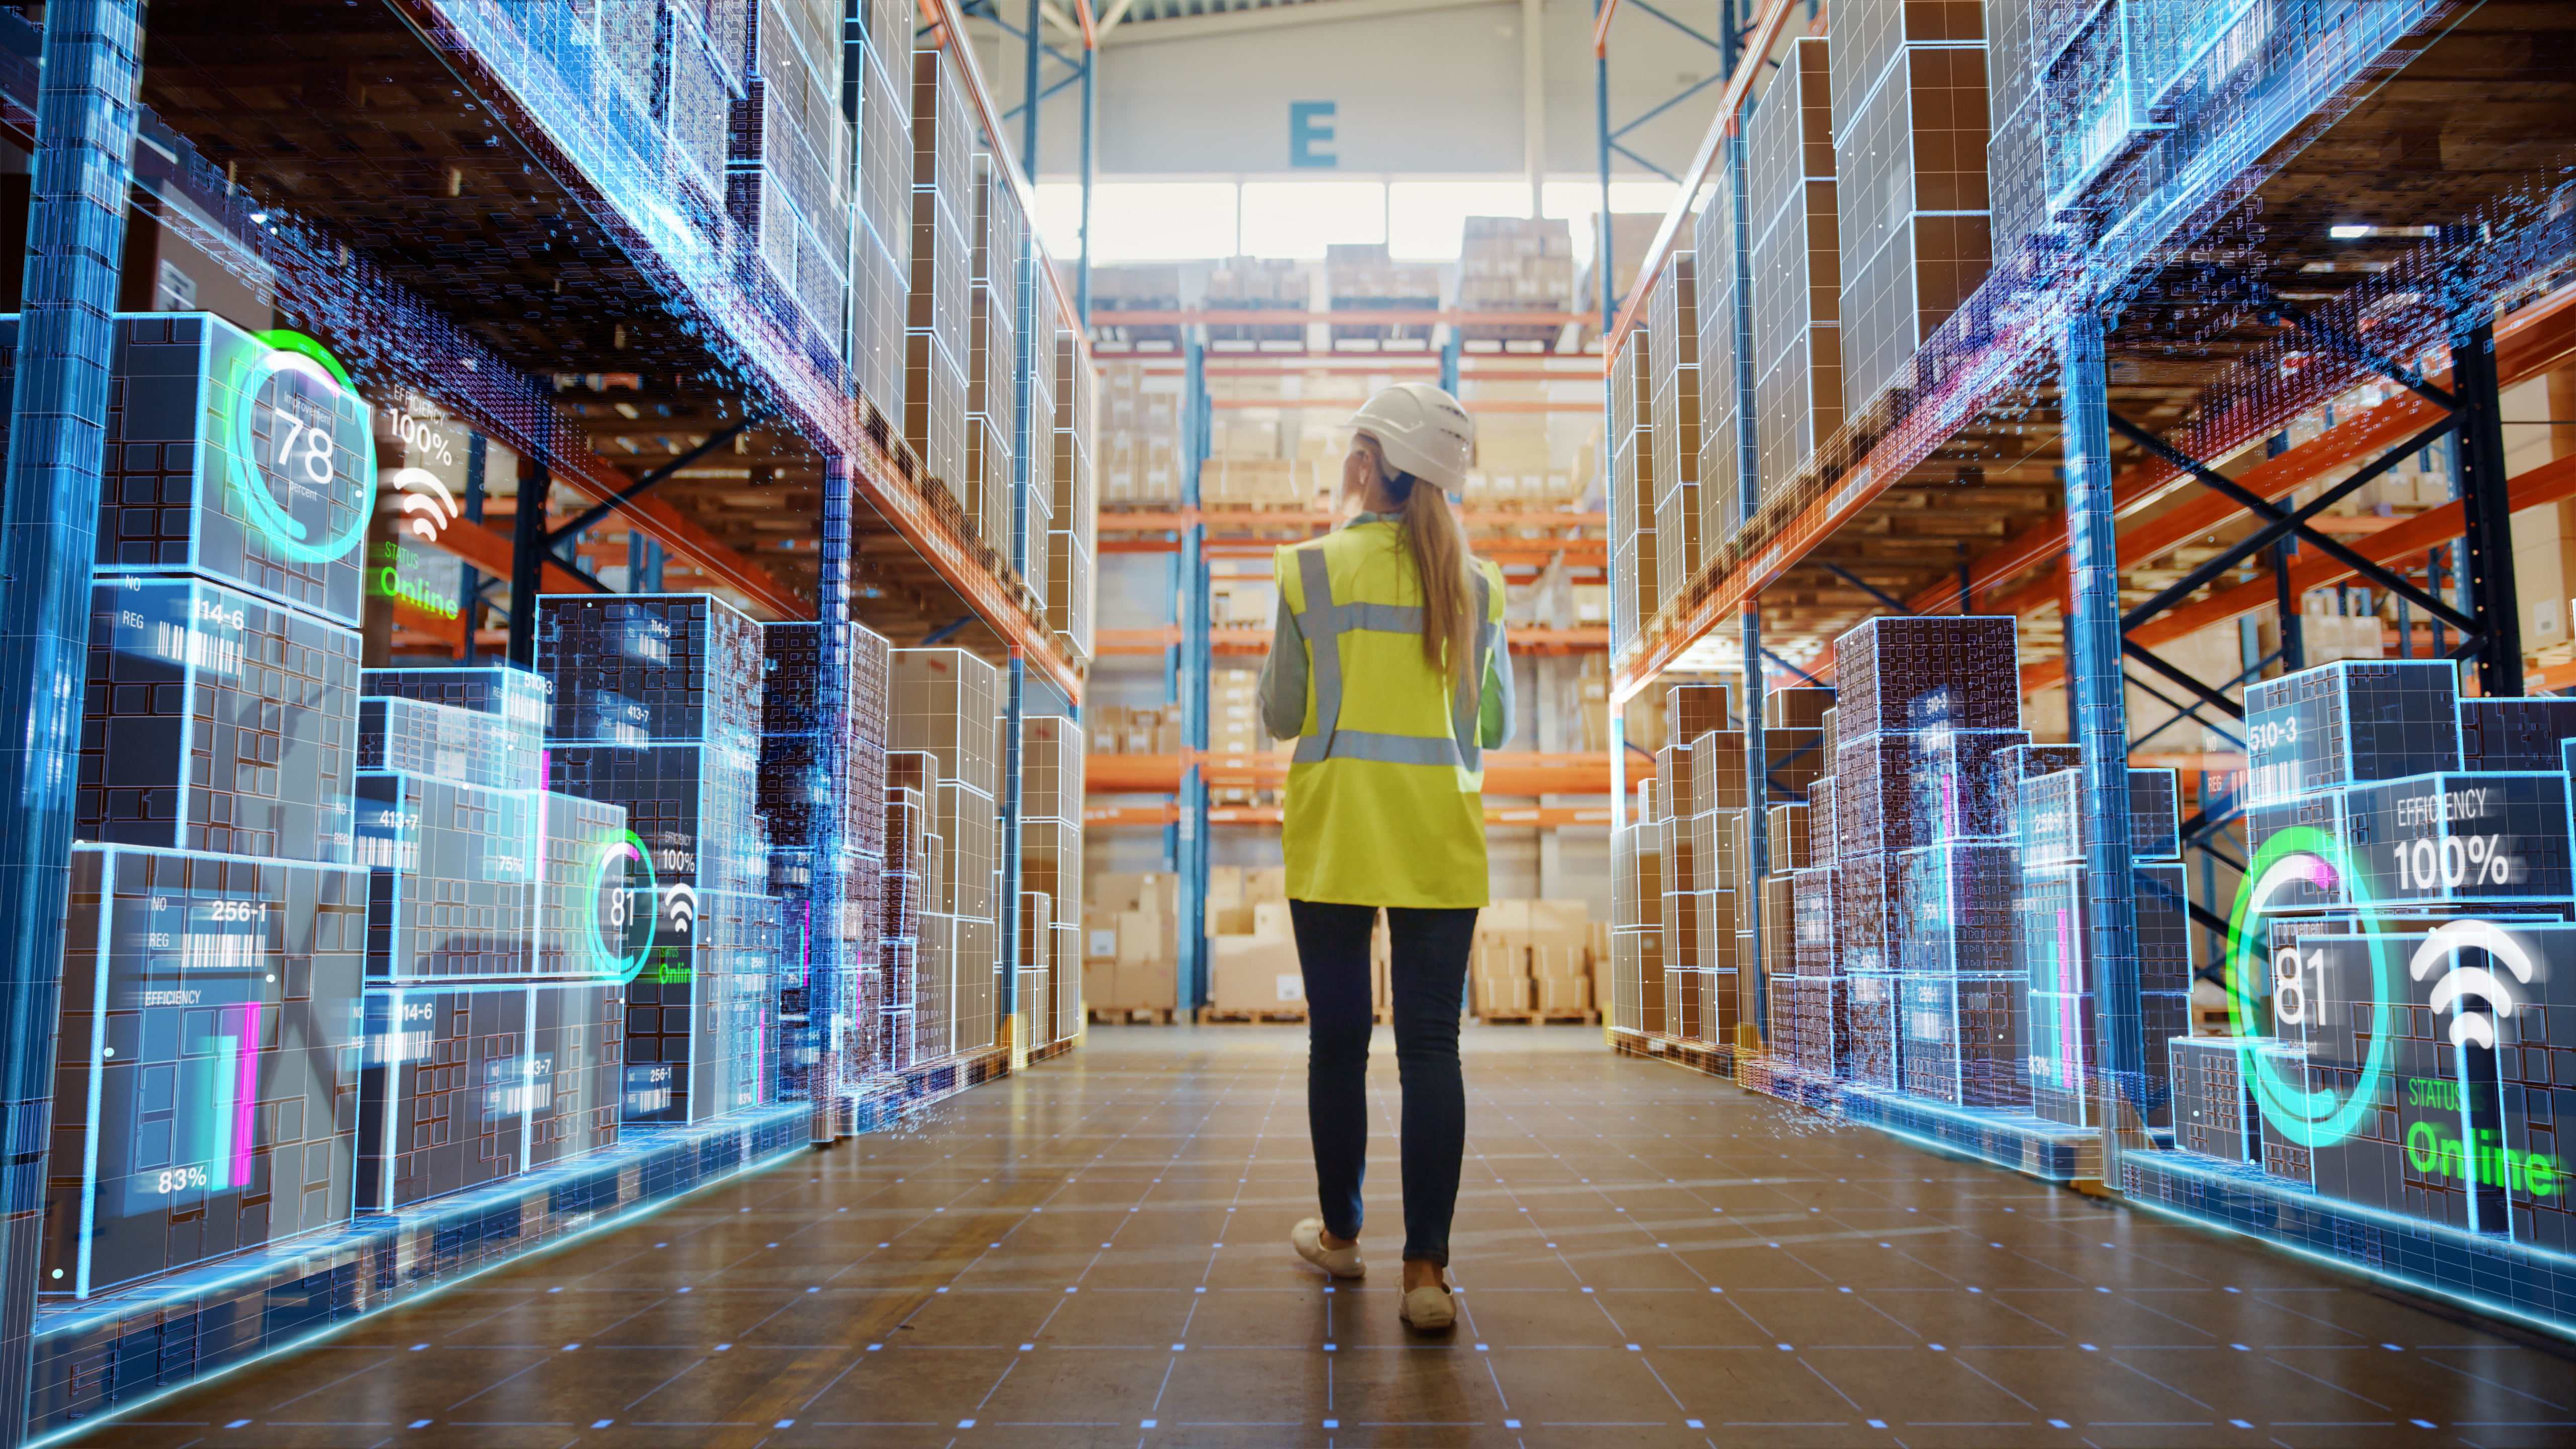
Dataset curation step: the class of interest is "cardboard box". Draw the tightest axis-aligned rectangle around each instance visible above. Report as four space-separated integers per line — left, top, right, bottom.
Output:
1528 900 1590 937
1210 905 1256 936
1475 967 1534 1015
1208 866 1244 909
1536 972 1590 1014
1531 943 1587 980
1118 959 1177 1010
1244 866 1289 902
1252 899 1295 940
1210 935 1304 1013
1083 909 1120 961
1117 909 1164 966
1094 871 1182 915
1082 960 1118 1009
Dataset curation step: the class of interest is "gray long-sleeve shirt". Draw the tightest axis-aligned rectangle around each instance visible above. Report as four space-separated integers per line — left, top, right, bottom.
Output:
1256 514 1514 754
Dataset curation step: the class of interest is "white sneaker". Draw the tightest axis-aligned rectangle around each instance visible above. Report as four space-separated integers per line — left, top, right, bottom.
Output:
1291 1218 1365 1279
1399 1280 1457 1331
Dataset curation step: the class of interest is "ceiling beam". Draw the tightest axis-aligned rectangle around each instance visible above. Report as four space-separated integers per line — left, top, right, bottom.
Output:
1100 0 1506 47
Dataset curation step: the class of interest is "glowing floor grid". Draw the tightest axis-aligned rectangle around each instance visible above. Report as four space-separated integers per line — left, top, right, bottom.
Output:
73 1026 2571 1448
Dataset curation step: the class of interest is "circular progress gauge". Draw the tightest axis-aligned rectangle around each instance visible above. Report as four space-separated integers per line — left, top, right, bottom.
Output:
2224 824 2398 1151
587 832 660 984
227 335 375 565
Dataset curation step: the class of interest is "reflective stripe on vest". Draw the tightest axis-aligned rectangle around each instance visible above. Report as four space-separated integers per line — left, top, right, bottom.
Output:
1291 547 1493 773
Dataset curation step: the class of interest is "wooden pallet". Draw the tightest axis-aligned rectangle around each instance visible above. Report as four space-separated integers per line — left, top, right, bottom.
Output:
1086 1006 1180 1025
1195 1008 1310 1024
1475 1011 1600 1026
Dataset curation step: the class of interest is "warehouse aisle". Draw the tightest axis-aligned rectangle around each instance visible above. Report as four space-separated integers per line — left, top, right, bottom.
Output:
73 1028 2569 1449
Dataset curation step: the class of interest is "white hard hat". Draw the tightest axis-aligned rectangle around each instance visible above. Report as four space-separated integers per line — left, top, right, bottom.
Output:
1348 382 1473 492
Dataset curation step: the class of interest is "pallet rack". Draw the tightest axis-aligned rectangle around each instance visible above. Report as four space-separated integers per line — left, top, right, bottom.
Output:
1595 0 2576 1331
0 0 1114 1429
1080 318 1613 1010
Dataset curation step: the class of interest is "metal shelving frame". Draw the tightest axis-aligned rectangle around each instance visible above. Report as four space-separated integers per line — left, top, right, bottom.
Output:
1592 0 2576 1334
0 0 1111 1431
1084 330 1611 1009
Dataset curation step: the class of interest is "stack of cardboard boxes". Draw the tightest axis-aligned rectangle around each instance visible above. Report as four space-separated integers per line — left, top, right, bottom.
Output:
1327 244 1441 350
1649 254 1704 618
1461 468 1584 509
905 48 972 492
966 153 1025 556
1050 331 1098 662
1608 311 1662 651
1205 257 1307 348
1209 666 1274 806
1459 216 1575 348
1203 418 1309 508
1084 703 1185 756
1207 866 1303 1017
1211 577 1280 627
1086 265 1183 350
1831 0 1991 424
1098 361 1184 505
1083 871 1183 1015
889 648 1004 1062
1579 212 1668 333
1019 714 1085 1048
1470 900 1603 1018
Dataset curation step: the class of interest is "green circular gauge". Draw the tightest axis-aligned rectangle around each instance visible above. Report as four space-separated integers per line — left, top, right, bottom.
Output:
2223 823 2397 1150
227 342 375 564
587 831 660 984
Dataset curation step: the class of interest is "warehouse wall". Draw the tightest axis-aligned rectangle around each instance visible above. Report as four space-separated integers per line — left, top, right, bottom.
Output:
971 0 1736 181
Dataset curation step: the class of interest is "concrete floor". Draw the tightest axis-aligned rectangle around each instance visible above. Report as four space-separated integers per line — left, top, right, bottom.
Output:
69 1025 2572 1448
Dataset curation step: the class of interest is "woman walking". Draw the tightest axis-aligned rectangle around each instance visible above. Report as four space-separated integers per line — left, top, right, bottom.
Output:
1257 382 1511 1331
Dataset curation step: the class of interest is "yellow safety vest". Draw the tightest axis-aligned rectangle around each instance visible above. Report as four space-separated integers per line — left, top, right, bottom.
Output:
1276 521 1507 909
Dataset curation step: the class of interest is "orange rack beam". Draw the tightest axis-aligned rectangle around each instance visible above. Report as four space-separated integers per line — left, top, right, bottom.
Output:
2021 450 2576 694
1928 284 2576 620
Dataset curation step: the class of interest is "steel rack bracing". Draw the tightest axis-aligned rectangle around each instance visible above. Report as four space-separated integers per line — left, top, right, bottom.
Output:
108 0 1092 699
1593 0 2576 1338
1601 0 2534 706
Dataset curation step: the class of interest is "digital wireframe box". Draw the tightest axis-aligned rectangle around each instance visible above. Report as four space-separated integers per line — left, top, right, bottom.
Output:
355 980 623 1212
0 313 375 626
2243 659 2460 807
79 575 361 864
1827 616 2021 739
357 666 547 794
540 594 774 1124
43 845 367 1298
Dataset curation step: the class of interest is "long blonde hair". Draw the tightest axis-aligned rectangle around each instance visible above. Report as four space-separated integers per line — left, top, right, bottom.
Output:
1385 468 1479 705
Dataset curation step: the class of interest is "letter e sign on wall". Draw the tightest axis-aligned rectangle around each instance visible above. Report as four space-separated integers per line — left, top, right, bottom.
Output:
1290 101 1337 168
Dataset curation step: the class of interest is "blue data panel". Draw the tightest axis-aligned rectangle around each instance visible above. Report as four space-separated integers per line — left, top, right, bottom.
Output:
356 981 623 1212
0 314 375 624
81 575 361 863
540 595 774 1124
44 846 367 1299
2345 773 2573 907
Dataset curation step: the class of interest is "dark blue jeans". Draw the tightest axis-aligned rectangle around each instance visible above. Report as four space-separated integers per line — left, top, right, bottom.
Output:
1290 900 1477 1267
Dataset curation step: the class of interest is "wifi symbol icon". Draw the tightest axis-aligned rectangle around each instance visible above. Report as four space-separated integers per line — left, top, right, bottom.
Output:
387 466 461 542
666 884 699 938
2407 919 2539 1049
